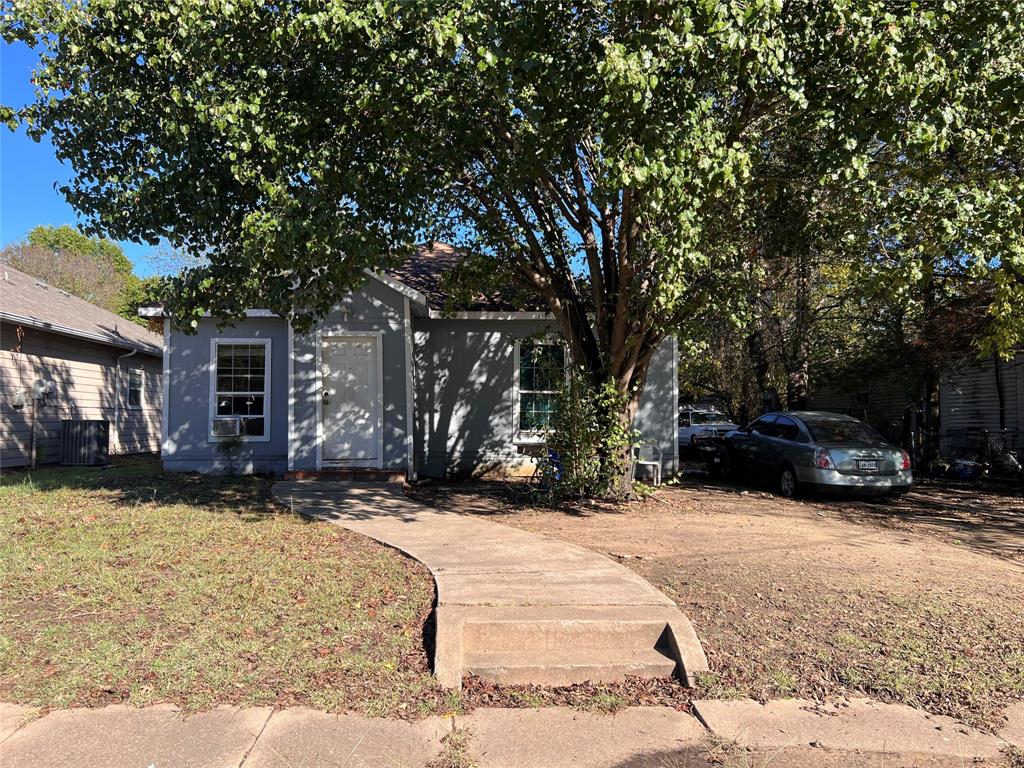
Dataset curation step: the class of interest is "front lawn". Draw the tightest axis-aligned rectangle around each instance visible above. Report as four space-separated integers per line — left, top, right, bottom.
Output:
0 458 449 716
411 482 1024 733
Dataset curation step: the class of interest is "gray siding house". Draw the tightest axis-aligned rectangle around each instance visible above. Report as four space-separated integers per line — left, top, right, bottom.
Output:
148 245 678 479
1 265 163 468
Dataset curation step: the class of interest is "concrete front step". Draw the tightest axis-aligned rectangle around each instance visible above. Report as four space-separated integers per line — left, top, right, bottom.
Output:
435 604 708 688
463 618 671 652
465 647 677 686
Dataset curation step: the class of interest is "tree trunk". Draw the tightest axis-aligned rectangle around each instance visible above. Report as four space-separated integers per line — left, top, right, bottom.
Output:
993 354 1007 431
746 327 777 412
609 393 641 499
921 374 941 475
786 348 810 410
550 293 657 499
786 246 812 410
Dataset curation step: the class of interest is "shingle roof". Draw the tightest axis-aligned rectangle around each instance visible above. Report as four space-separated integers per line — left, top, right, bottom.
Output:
386 243 547 312
0 265 162 355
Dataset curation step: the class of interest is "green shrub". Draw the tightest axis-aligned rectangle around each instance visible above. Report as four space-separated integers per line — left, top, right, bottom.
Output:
544 369 637 499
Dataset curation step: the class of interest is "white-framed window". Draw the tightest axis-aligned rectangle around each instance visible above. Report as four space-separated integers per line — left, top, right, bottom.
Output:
209 339 271 441
514 340 565 441
126 368 143 410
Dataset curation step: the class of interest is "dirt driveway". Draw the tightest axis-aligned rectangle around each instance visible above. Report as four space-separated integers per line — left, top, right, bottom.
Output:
797 478 1024 561
409 479 1024 733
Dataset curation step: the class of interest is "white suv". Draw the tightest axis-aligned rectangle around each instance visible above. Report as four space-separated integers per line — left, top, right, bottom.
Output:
678 408 738 449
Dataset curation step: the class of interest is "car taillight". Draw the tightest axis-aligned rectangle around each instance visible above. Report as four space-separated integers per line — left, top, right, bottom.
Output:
900 450 911 471
814 448 835 469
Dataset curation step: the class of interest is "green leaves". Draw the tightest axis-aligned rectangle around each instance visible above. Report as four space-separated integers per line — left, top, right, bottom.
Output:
2 0 1021 360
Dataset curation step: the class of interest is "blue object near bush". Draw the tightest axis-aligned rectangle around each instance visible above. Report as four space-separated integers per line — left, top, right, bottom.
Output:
546 448 562 483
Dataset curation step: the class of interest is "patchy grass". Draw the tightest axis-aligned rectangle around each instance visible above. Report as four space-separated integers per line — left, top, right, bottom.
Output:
412 482 1024 733
0 458 446 716
428 727 477 768
460 674 688 713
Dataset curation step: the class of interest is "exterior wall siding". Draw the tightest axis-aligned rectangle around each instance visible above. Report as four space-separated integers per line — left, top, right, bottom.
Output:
162 317 289 474
940 352 1022 452
635 337 679 479
411 317 678 480
412 317 548 478
162 279 411 475
809 352 1023 454
0 323 161 468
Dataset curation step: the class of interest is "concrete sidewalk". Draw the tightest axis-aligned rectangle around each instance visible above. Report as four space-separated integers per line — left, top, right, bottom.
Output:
272 481 707 688
2 700 1021 768
0 704 703 768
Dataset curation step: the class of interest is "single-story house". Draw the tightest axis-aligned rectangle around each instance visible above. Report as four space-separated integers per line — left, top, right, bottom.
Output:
144 244 679 479
0 265 163 468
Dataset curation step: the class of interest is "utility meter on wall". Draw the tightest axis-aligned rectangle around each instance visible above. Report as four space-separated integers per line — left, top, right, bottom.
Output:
33 380 56 401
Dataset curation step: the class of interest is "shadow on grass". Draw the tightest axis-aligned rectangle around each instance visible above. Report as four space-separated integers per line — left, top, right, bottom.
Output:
0 455 285 522
406 479 635 519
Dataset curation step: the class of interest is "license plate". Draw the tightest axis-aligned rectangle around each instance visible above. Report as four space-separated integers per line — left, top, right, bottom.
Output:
857 459 879 471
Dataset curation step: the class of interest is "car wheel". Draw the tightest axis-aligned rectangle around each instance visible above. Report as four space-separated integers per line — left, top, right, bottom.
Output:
777 465 798 498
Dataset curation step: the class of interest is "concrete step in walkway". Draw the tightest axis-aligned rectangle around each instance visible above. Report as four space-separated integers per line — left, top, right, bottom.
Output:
2 700 1021 768
272 480 708 689
464 646 678 686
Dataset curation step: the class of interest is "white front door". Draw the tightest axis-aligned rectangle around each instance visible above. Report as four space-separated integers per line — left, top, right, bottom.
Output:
321 336 380 464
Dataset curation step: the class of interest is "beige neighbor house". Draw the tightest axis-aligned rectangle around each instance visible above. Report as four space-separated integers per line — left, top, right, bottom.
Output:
0 265 163 468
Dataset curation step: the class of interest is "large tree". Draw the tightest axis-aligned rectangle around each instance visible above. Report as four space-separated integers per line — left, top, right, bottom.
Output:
1 240 121 310
5 1 1022 493
2 224 153 323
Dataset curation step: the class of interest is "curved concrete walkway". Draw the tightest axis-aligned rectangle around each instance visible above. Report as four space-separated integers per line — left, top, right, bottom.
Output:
272 481 708 688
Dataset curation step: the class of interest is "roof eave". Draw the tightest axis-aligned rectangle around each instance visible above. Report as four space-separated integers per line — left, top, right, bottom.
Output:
426 310 553 320
1 311 162 355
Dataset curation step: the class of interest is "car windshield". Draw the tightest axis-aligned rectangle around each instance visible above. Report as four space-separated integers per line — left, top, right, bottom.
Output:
690 412 726 425
805 418 885 444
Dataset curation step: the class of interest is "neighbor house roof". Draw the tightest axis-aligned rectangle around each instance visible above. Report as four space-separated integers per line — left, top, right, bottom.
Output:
0 265 162 355
386 243 547 312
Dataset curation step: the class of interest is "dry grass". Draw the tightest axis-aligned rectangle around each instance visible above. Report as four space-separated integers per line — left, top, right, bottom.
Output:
0 457 453 716
428 726 478 768
411 481 1024 733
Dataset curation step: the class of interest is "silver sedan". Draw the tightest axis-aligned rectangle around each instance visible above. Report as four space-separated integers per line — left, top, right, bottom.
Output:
724 411 913 498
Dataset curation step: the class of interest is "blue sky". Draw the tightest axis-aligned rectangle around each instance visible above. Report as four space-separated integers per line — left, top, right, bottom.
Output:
1 41 158 277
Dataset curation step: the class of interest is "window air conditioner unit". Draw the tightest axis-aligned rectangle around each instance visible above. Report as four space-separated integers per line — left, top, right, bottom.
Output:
212 417 242 437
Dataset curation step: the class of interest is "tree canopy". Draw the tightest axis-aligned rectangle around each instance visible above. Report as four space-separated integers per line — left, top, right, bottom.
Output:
25 223 134 281
1 224 156 323
4 0 1023 490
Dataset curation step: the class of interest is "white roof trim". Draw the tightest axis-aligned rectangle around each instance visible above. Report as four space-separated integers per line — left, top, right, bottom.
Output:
1 311 162 355
427 310 553 320
138 279 546 323
138 308 278 319
363 269 429 313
